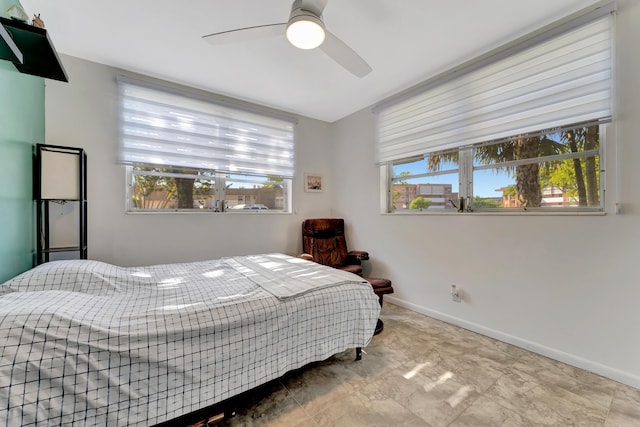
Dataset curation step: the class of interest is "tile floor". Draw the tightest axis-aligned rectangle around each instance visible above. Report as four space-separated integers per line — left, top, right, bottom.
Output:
218 303 640 426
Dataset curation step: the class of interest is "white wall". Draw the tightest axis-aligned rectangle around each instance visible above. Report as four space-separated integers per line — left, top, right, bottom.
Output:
331 0 640 388
44 55 334 266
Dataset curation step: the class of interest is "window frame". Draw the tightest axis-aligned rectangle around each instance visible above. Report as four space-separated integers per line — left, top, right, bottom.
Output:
125 166 292 213
383 122 607 215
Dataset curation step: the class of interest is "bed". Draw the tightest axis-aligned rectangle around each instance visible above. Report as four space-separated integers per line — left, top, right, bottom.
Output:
0 253 380 426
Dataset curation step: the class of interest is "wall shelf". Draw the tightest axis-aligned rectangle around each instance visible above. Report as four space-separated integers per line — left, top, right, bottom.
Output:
0 17 68 82
0 19 22 64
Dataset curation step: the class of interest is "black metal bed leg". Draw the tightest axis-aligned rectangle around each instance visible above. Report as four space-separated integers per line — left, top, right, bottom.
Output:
355 347 362 361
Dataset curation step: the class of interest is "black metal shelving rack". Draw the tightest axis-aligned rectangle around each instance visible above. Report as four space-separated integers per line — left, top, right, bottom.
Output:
35 144 87 265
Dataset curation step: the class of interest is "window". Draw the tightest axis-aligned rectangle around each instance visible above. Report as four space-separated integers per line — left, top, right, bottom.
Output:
390 123 603 212
391 156 459 211
118 76 296 212
128 166 217 210
376 3 614 214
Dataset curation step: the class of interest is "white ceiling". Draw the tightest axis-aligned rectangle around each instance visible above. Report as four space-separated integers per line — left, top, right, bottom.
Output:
21 0 599 122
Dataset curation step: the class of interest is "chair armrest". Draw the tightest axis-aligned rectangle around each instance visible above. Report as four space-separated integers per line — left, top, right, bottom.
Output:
299 253 314 261
348 250 369 261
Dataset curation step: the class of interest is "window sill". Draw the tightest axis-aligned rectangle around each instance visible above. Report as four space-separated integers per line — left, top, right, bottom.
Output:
126 210 292 215
382 210 606 216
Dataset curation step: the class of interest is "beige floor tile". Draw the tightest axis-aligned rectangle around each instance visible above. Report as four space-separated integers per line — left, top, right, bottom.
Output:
311 389 430 427
401 377 483 427
279 358 364 409
604 384 640 426
450 395 537 427
218 382 313 427
510 352 618 409
483 370 609 426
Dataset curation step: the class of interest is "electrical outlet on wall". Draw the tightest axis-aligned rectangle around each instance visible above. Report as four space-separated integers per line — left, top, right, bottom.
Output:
451 284 461 303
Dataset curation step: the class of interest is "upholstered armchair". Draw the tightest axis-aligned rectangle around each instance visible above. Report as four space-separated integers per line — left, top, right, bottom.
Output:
301 218 369 276
301 218 394 334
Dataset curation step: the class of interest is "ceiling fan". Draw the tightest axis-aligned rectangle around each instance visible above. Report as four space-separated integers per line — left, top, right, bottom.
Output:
202 0 372 78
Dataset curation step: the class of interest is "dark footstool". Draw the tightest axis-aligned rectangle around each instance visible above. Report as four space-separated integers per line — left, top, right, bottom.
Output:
365 277 393 335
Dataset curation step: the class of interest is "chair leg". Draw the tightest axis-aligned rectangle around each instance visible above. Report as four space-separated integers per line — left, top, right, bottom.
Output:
355 347 362 361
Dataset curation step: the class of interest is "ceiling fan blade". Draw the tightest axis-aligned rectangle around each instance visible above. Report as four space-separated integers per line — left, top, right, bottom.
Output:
320 31 372 78
203 23 286 45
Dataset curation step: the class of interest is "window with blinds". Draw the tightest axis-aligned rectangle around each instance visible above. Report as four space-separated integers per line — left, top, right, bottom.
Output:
117 77 296 212
375 2 614 214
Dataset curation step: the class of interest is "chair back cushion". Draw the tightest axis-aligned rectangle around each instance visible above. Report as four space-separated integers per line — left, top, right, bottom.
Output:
302 219 349 268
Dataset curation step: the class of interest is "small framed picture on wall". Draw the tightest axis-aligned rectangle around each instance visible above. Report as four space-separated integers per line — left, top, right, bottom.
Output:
304 173 323 192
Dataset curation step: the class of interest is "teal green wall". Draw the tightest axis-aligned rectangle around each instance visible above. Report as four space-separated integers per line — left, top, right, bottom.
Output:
0 61 45 283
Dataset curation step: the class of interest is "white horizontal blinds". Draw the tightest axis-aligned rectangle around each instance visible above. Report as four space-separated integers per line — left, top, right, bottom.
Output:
119 79 295 178
375 13 613 165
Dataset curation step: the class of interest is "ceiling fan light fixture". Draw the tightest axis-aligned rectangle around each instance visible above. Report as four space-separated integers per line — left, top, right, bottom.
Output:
202 0 372 78
286 12 325 50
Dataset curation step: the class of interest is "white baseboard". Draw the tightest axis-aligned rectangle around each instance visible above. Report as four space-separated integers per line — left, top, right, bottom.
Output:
385 296 640 390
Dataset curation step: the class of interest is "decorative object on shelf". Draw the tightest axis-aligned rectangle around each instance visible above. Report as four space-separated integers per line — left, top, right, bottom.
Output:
31 13 44 28
304 173 323 192
5 0 28 22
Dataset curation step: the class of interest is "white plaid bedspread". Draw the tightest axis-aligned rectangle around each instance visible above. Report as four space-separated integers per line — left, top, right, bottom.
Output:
0 253 380 426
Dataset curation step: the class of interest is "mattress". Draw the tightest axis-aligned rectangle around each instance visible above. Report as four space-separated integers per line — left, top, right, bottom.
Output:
0 253 380 426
